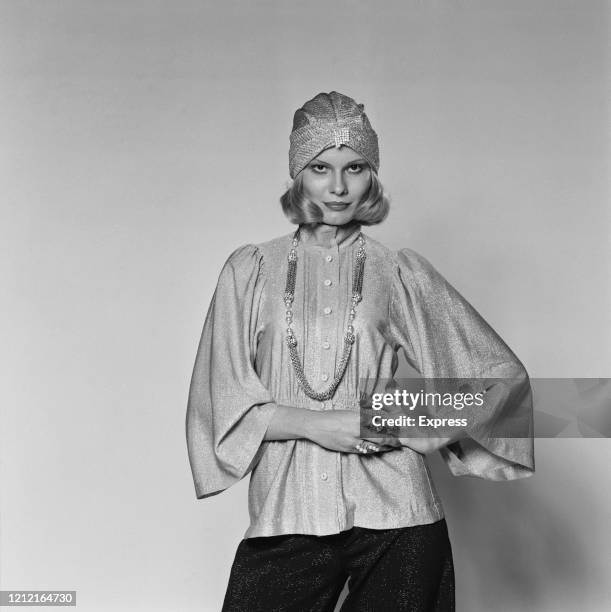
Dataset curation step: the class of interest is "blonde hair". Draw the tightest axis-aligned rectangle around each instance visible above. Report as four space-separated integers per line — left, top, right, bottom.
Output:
280 172 390 226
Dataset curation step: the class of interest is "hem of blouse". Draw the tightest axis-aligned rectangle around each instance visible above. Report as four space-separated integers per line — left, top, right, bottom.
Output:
351 512 446 532
242 509 446 539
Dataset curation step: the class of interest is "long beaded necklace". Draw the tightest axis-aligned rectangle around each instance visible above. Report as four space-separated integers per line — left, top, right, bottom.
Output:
284 228 366 401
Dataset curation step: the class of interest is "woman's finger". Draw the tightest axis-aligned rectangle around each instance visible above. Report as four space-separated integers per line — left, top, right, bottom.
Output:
350 439 405 454
361 435 401 447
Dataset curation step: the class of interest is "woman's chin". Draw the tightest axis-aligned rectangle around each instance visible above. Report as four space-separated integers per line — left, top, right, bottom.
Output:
321 212 356 226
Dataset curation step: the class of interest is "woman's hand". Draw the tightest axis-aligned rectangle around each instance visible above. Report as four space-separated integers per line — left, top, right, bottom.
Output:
305 410 402 454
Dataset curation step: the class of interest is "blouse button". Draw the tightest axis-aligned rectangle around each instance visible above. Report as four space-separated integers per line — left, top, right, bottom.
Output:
324 279 332 287
322 341 330 350
325 255 333 262
320 472 328 481
321 373 329 382
323 307 332 315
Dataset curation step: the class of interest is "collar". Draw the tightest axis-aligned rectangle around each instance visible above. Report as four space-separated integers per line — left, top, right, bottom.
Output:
297 222 362 249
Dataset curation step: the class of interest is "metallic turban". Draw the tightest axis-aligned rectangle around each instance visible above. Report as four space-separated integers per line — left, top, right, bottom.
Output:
288 91 380 179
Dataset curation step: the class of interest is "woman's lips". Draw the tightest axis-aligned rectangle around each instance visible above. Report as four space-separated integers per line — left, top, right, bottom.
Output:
324 202 351 211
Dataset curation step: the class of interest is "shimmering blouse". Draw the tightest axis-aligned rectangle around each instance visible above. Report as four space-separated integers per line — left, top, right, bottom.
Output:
186 223 534 538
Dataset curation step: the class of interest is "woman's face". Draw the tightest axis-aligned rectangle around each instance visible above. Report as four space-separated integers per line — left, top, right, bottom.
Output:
301 145 372 226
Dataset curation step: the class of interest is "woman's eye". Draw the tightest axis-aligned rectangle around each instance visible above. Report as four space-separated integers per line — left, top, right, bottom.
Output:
310 164 327 173
348 164 364 173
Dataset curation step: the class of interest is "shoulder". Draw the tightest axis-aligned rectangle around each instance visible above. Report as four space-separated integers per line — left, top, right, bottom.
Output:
363 236 447 295
395 247 438 278
215 244 265 288
221 231 296 275
362 235 437 280
254 231 295 260
359 234 397 271
223 243 261 268
395 247 457 299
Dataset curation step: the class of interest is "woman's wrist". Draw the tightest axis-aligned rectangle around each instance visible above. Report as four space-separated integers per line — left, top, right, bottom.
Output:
399 430 466 454
263 404 318 442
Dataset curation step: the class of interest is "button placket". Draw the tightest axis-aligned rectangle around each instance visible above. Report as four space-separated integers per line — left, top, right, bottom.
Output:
317 457 340 531
319 247 340 397
308 443 339 531
334 452 346 531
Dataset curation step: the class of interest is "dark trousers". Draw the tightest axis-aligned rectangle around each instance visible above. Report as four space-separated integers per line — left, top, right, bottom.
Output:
222 518 455 612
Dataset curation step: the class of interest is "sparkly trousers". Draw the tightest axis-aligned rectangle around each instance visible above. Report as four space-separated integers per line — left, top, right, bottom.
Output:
222 518 455 612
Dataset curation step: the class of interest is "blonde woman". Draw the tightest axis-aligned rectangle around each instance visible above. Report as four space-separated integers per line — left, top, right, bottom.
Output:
186 91 534 611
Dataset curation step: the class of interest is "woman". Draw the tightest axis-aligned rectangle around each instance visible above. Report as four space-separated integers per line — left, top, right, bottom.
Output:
186 91 534 611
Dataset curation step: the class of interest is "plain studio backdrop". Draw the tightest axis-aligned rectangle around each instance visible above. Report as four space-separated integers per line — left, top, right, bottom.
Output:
2 1 610 611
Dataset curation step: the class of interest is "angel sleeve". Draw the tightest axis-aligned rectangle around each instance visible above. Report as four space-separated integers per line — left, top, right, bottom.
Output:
186 244 278 499
390 248 535 481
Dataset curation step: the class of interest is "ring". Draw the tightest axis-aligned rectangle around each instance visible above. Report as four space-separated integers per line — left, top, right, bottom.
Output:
355 440 379 454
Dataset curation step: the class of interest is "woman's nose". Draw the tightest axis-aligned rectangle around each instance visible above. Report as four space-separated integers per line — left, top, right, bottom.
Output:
330 171 347 195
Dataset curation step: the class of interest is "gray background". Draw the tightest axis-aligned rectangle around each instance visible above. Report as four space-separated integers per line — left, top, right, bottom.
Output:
2 1 610 610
